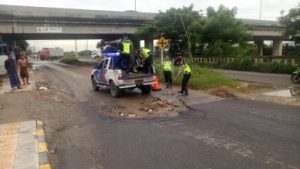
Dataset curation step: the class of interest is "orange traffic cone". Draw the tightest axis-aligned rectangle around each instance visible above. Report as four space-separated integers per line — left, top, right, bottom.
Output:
151 75 161 91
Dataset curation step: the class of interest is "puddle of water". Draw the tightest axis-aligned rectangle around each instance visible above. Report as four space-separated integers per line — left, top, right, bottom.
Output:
32 64 41 70
263 89 293 98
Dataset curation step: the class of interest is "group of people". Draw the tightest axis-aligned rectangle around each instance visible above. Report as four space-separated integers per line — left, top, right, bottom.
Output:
101 34 153 74
103 34 191 96
163 56 191 96
4 52 30 90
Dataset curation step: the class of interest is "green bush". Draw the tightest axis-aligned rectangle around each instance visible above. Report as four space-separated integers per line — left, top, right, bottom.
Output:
154 62 236 89
191 59 297 74
60 54 79 64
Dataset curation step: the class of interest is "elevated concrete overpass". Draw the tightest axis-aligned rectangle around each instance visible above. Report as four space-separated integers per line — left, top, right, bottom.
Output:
0 4 288 56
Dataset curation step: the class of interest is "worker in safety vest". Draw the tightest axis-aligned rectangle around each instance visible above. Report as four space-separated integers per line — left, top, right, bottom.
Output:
140 48 153 74
176 57 191 96
120 34 134 72
162 55 173 88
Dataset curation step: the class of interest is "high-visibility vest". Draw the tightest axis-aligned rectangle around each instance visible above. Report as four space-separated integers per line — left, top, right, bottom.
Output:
142 48 151 58
184 64 191 74
163 61 172 71
122 40 131 54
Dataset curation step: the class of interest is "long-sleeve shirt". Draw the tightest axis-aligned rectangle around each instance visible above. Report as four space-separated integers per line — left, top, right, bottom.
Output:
5 58 17 74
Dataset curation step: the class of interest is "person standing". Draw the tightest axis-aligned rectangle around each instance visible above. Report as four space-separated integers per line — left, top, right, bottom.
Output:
5 52 21 90
176 58 191 96
120 34 134 72
18 54 30 85
162 55 173 88
140 48 153 74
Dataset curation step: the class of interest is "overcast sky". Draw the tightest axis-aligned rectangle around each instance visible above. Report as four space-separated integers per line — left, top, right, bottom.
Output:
1 0 298 51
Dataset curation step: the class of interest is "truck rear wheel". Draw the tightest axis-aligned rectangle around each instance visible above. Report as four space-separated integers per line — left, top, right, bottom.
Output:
140 85 151 94
110 81 121 98
91 77 99 91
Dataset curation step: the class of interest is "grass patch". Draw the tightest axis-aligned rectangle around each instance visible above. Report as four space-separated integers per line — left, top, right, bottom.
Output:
154 62 236 89
60 54 79 64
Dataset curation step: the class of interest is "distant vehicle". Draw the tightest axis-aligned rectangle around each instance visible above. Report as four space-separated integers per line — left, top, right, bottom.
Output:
291 66 300 84
91 56 154 98
91 50 102 59
0 44 8 75
39 47 64 60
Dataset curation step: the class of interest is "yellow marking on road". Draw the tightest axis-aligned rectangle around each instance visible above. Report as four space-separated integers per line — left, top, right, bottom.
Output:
40 164 52 169
38 143 48 152
37 129 45 136
37 121 43 125
0 122 20 169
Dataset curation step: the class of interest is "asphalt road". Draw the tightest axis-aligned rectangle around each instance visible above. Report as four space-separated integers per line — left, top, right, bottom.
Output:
2 61 299 169
217 69 293 86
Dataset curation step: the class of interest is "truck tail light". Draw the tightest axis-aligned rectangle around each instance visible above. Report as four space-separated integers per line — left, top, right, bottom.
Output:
118 73 123 80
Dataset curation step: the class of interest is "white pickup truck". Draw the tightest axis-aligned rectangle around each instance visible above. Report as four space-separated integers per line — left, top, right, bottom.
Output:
91 57 155 97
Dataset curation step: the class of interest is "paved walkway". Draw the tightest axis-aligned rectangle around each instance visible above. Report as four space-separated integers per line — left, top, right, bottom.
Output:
0 121 51 169
0 71 35 95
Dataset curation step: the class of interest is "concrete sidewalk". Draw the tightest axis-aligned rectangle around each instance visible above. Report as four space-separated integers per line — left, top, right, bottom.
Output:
0 120 51 169
0 71 35 95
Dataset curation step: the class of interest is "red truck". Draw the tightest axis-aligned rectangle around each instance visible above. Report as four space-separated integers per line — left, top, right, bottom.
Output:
39 47 64 60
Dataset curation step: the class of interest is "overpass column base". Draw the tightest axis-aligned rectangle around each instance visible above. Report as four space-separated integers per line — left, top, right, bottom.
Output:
272 40 283 56
145 39 154 51
255 40 264 56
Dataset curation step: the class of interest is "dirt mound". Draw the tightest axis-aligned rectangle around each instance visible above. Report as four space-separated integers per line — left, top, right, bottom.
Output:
210 87 236 98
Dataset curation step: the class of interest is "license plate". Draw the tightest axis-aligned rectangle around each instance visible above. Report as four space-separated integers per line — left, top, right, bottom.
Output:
135 80 143 84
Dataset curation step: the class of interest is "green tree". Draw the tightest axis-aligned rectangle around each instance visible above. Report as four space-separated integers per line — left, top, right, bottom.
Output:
78 50 92 56
6 40 29 51
202 5 250 56
279 3 300 36
137 5 203 58
137 4 250 57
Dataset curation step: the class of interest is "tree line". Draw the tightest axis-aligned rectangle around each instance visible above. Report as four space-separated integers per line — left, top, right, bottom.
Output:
138 4 300 58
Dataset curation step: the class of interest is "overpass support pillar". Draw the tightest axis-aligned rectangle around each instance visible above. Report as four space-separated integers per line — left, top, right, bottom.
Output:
255 40 264 56
272 40 283 56
145 39 154 51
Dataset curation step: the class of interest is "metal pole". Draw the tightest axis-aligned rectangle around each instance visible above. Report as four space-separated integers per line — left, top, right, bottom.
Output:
160 49 164 75
135 0 137 12
259 0 262 20
87 39 89 50
75 40 78 57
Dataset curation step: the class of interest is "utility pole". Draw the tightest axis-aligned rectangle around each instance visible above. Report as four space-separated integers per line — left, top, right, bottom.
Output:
75 40 78 57
259 0 262 20
87 40 89 50
135 0 137 12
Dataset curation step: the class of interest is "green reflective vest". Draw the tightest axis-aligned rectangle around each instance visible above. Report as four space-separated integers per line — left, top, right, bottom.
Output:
142 48 151 58
184 64 191 74
122 40 131 54
163 61 172 71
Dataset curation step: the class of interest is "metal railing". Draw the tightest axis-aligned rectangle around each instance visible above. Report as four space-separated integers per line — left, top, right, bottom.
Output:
187 56 300 65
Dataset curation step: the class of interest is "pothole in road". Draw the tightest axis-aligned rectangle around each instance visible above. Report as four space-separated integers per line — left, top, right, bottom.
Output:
233 82 300 106
106 95 185 119
262 87 300 98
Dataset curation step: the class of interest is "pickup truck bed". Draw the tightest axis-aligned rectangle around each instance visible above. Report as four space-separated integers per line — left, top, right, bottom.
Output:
91 57 155 97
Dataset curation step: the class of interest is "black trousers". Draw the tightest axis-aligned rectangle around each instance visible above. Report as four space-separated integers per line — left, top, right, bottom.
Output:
144 56 153 74
181 73 191 94
164 71 172 84
120 53 135 72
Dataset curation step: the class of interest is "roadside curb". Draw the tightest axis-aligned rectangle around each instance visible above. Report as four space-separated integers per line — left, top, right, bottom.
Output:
36 120 52 169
